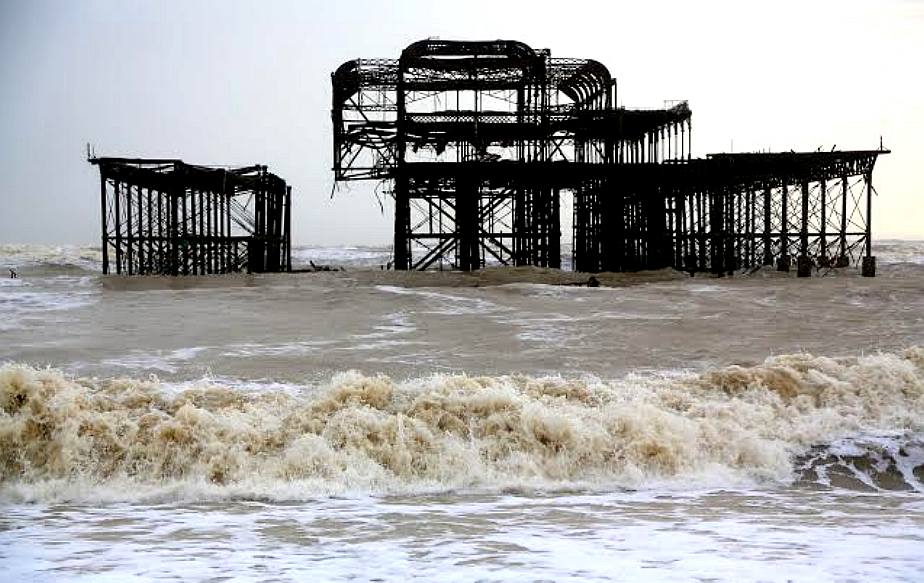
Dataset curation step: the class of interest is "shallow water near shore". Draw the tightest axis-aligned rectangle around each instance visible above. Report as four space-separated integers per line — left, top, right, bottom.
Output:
2 241 924 581
3 489 923 582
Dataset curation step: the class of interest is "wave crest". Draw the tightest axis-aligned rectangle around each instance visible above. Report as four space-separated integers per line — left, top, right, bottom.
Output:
0 244 101 272
2 349 923 502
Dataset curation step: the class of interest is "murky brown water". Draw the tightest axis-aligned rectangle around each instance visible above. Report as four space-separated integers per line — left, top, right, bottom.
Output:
1 242 923 581
3 261 923 382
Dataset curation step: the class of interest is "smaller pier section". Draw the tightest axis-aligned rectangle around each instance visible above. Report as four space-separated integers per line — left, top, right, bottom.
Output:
90 157 292 275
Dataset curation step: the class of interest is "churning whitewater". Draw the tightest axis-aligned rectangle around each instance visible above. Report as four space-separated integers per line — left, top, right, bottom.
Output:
3 241 924 581
3 348 923 502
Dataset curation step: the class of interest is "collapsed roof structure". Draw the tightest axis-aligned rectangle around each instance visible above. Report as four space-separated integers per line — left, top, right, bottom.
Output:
90 158 291 275
332 38 887 276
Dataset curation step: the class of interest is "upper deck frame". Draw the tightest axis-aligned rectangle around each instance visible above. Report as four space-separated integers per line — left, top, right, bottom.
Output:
332 39 886 276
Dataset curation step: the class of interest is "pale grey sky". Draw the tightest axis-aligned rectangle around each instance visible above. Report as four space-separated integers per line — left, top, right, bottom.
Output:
1 0 922 245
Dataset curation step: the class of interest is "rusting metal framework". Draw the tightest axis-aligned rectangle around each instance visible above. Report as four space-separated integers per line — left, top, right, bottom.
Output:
669 152 883 277
90 157 291 275
332 39 888 276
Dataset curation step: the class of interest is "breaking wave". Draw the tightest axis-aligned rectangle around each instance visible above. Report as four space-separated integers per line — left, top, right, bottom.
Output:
0 244 102 273
2 348 923 502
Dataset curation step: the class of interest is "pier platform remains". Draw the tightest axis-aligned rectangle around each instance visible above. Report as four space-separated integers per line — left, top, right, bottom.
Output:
90 157 291 275
331 39 888 276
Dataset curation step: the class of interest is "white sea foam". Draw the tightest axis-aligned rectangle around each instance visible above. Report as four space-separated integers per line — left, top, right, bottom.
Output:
874 239 924 265
0 244 102 271
352 311 417 338
99 347 210 374
291 245 393 269
2 487 922 582
2 348 923 504
0 287 97 331
1 241 924 581
376 285 506 315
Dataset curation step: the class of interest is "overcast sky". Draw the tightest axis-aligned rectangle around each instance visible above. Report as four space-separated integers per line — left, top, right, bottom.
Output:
1 0 922 245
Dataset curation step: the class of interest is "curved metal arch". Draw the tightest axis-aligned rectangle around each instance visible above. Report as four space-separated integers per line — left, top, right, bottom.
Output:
554 59 612 106
331 59 399 107
400 38 537 61
331 60 362 108
398 39 545 81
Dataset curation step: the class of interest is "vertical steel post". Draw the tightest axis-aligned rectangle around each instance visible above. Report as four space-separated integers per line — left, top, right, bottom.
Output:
687 118 692 160
285 185 292 271
157 189 164 274
862 171 875 276
125 183 134 275
838 174 849 267
797 181 811 277
180 166 188 275
393 174 410 270
819 178 827 264
99 171 109 274
777 183 790 271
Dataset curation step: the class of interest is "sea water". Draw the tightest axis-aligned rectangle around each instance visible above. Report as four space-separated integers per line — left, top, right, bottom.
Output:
1 241 923 581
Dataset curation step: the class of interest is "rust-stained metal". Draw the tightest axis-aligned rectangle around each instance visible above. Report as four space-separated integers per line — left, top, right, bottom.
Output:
332 39 888 275
90 157 291 275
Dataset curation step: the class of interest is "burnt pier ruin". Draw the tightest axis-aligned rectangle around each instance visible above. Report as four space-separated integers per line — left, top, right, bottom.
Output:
332 39 888 276
91 158 291 275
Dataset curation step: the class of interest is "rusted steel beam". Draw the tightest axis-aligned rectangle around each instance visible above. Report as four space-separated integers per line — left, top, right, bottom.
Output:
89 157 292 276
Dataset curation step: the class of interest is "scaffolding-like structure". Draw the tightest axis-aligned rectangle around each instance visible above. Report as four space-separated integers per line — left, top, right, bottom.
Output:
91 158 291 275
332 39 888 276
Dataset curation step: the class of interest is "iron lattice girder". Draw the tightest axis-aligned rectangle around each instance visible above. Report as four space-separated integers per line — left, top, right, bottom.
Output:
91 157 292 276
332 40 687 171
331 38 887 274
704 151 881 184
94 158 287 194
395 152 881 189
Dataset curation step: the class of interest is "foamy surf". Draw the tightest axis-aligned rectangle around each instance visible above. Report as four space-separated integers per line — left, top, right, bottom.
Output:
0 244 102 272
2 348 923 503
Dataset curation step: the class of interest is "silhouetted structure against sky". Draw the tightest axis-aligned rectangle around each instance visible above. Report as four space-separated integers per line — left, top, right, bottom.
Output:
332 38 888 276
90 158 292 275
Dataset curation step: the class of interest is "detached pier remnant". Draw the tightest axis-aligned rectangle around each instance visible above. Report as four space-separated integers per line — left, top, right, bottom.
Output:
332 39 888 276
91 157 291 275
